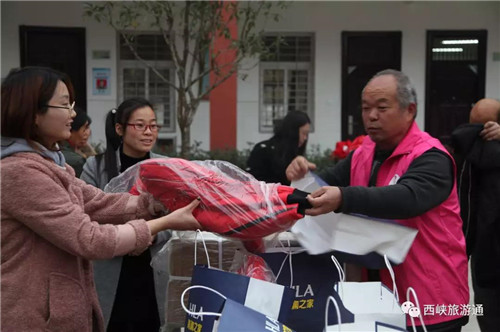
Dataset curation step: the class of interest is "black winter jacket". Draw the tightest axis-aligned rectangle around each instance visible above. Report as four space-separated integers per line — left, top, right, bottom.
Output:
246 138 292 185
452 123 500 288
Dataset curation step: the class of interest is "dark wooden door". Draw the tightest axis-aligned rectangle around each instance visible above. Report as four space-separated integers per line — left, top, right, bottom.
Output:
425 30 487 145
20 26 87 109
341 32 402 140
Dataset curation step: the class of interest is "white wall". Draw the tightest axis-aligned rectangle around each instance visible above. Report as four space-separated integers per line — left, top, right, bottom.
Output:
2 1 112 148
2 1 499 152
237 1 500 151
0 1 210 150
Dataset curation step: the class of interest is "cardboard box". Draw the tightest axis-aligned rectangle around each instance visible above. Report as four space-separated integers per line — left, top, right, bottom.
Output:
166 231 243 277
164 278 192 329
162 231 244 331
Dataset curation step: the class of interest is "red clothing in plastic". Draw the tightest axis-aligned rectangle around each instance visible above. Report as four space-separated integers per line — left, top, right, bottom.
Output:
130 158 311 240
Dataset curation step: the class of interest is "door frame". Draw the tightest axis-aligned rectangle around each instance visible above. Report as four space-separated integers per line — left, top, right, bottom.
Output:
424 30 487 134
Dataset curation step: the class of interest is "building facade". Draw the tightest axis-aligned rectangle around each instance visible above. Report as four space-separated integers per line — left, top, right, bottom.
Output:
2 1 499 153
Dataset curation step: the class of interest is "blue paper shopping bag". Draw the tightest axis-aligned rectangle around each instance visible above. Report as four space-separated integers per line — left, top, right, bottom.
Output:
217 298 295 332
182 286 295 332
185 265 295 332
259 250 353 332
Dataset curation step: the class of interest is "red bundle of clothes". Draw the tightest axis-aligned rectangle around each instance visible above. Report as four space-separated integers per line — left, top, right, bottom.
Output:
128 158 311 241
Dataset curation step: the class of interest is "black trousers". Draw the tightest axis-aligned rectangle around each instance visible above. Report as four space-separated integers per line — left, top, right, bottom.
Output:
407 316 468 332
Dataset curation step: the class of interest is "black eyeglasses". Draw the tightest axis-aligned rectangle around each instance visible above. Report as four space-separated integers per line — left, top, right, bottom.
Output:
126 123 162 132
44 101 75 113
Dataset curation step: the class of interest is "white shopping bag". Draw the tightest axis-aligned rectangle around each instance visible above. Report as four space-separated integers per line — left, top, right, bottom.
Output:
324 256 406 332
290 172 418 264
327 282 406 331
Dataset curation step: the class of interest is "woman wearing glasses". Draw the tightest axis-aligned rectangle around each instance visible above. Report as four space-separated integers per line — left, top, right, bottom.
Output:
81 98 163 189
81 98 169 332
0 67 201 332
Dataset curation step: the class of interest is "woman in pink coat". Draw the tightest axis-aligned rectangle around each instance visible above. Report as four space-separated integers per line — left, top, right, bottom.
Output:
0 66 202 332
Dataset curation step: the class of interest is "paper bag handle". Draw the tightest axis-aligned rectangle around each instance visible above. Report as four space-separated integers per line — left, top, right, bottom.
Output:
331 254 398 305
330 255 345 282
180 285 227 318
275 239 306 288
406 287 428 332
194 229 211 268
330 255 345 299
383 255 399 304
325 295 342 332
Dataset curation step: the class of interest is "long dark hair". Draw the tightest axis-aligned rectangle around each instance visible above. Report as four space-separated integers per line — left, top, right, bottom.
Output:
102 97 154 180
1 66 74 147
272 111 310 166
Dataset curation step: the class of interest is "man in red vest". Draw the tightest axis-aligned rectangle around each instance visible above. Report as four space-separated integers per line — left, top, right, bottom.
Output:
286 69 469 332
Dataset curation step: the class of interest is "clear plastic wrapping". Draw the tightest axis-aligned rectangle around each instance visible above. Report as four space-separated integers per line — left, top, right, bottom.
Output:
152 231 244 330
105 158 308 240
229 249 276 282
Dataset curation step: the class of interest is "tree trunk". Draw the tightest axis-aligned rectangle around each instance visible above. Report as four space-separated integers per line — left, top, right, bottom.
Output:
177 92 192 158
180 124 191 158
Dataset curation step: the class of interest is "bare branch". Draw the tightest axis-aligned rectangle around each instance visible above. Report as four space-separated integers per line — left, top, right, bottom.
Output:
161 2 184 90
182 1 191 71
186 4 208 95
120 32 179 92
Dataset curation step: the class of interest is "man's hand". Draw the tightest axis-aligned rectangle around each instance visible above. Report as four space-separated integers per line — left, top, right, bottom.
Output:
286 156 317 182
305 186 342 216
481 121 500 141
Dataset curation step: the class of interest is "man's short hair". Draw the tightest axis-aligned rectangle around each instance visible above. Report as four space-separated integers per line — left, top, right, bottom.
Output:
371 69 417 109
71 107 91 131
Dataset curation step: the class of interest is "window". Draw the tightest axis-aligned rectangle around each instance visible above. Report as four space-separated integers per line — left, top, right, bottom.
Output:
153 138 176 155
118 34 176 132
259 34 314 132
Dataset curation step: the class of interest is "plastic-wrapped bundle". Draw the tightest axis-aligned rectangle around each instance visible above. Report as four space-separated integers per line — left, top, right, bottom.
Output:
149 231 244 330
230 250 276 282
106 158 310 240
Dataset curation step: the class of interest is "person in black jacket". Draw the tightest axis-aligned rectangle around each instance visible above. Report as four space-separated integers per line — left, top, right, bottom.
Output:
452 98 500 332
246 111 310 185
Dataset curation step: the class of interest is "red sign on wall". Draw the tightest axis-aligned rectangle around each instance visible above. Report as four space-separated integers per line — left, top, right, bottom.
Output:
92 68 111 96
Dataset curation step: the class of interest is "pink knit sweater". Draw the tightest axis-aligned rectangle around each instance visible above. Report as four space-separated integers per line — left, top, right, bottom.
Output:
1 152 153 332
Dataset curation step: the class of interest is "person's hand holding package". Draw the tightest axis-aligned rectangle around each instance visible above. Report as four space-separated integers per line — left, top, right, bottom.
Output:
305 186 342 216
147 198 202 235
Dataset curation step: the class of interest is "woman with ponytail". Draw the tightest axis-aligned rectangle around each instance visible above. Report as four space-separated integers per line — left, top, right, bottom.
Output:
81 98 169 331
81 98 163 189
